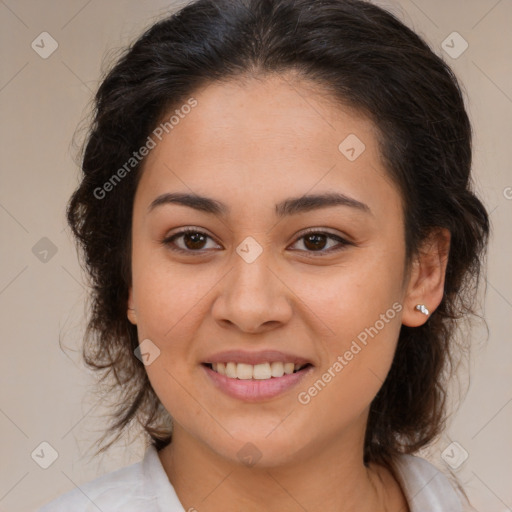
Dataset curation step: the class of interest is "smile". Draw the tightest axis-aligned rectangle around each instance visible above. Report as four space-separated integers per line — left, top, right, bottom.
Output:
202 360 314 401
204 361 311 380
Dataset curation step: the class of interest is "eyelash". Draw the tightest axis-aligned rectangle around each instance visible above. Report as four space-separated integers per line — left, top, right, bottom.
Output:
161 227 353 256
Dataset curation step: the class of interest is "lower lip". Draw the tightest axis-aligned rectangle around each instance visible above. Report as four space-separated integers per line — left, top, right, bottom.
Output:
202 364 313 402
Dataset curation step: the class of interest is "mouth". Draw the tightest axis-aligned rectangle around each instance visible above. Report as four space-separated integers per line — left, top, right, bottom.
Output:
202 361 313 380
201 350 315 401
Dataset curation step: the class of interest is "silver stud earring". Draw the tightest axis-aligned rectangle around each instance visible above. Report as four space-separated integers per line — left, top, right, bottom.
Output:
415 304 429 316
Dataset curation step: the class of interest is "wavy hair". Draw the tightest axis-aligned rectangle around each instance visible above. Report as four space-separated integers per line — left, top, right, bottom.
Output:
67 0 490 466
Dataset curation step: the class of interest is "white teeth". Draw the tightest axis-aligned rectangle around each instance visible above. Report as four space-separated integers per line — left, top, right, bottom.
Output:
225 362 237 378
270 362 284 378
209 361 308 380
253 363 272 380
284 362 295 375
236 363 253 380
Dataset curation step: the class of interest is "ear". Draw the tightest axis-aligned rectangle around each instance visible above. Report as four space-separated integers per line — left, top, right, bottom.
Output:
127 287 138 325
401 228 451 327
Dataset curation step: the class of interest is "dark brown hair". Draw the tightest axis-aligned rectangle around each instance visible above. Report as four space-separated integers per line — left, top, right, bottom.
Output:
67 0 490 466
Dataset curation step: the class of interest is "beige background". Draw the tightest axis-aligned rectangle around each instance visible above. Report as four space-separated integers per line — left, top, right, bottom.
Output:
0 0 511 511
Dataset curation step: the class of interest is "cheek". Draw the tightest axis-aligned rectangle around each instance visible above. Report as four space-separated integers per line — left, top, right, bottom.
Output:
295 246 404 411
131 251 213 339
131 264 208 418
299 313 402 428
300 245 405 339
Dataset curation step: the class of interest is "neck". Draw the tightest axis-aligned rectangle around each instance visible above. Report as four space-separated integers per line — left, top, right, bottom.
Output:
157 424 408 512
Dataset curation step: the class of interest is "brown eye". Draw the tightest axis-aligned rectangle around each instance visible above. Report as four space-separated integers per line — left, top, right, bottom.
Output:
290 230 352 255
181 231 208 250
163 228 221 254
303 233 329 251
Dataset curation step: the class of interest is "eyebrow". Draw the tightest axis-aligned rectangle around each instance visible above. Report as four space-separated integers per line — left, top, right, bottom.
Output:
148 191 371 217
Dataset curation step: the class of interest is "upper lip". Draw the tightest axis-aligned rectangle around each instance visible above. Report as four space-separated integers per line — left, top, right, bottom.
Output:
203 349 313 366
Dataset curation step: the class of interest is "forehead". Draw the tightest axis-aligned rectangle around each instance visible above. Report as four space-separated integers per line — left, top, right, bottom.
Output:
136 74 399 219
152 74 378 163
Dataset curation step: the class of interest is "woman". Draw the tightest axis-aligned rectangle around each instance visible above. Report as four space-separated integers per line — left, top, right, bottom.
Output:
38 0 489 510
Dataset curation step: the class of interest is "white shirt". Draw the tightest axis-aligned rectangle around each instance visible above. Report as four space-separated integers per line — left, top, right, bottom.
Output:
37 444 473 511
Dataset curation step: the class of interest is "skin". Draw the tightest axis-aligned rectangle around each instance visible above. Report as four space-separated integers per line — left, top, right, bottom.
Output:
127 73 450 512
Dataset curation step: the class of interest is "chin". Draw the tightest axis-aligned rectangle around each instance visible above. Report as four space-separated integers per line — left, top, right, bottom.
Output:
210 430 310 470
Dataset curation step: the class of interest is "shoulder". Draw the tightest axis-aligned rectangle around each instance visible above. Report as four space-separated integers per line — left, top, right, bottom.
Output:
36 457 151 512
392 453 476 512
36 445 185 512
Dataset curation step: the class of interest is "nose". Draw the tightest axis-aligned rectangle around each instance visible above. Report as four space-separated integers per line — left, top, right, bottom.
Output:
211 245 293 334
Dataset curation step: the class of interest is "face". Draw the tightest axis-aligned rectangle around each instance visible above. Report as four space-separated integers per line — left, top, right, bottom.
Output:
127 74 416 468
